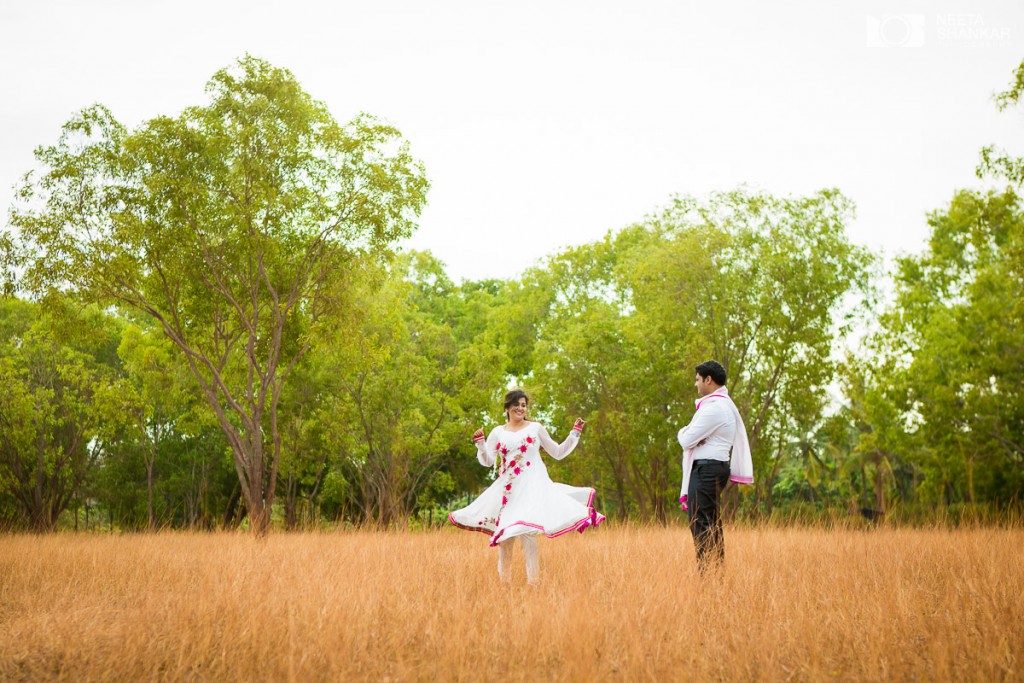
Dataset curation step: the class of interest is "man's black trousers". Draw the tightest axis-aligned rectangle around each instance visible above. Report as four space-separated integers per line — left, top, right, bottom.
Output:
687 459 730 571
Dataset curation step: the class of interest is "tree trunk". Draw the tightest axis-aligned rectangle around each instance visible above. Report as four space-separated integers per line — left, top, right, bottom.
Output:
223 483 242 529
146 457 155 531
604 448 628 520
723 485 738 523
31 508 55 533
859 463 867 508
232 436 271 535
874 455 886 514
247 499 268 535
967 454 976 504
284 472 298 531
653 453 668 525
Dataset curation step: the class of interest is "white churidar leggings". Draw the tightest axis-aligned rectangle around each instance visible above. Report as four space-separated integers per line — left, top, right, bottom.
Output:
497 534 539 583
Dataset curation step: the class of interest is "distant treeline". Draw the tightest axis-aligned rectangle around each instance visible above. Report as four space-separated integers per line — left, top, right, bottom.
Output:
1 57 1022 532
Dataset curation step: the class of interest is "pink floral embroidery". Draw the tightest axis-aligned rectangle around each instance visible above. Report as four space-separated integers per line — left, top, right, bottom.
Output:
526 461 531 466
494 430 539 529
499 432 537 474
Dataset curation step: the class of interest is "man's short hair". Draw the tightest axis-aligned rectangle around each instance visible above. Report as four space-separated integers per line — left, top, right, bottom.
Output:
695 360 727 386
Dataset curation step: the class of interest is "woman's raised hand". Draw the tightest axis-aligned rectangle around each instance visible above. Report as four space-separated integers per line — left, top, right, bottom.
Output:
573 418 586 432
472 428 486 443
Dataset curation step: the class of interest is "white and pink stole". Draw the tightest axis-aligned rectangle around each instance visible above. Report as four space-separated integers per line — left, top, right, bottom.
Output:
678 388 755 511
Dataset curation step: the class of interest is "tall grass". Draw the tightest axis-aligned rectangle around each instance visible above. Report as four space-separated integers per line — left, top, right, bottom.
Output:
0 524 1020 681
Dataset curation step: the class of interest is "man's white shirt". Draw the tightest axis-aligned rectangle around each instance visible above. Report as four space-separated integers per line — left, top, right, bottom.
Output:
677 390 736 462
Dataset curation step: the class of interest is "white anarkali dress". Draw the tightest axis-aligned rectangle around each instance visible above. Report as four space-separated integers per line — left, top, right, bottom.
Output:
449 422 605 546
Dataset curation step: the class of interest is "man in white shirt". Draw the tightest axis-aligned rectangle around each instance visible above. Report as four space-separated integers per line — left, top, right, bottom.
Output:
677 360 753 572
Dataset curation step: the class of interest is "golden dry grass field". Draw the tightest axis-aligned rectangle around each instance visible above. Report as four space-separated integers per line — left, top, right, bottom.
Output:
0 524 1021 682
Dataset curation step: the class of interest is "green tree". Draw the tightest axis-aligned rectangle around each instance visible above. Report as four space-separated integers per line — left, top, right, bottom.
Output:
4 56 429 534
875 188 1024 505
836 59 1024 516
275 354 337 530
835 354 918 514
114 319 203 529
978 58 1024 185
525 188 872 520
323 252 506 527
0 298 130 531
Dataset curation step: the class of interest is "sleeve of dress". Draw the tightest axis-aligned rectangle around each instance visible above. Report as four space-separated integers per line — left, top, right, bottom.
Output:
537 424 580 461
678 402 730 450
476 427 500 467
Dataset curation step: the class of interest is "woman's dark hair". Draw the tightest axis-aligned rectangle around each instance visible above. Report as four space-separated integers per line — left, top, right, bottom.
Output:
695 360 727 386
503 389 529 413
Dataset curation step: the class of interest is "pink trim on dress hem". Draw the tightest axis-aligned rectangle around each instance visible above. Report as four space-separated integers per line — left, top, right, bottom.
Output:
447 512 494 536
488 511 605 547
485 488 604 547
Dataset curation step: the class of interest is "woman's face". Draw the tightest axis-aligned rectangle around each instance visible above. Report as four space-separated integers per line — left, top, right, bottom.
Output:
507 397 528 421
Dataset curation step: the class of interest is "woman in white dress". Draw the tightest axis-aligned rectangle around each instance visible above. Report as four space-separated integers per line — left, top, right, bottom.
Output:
448 389 605 584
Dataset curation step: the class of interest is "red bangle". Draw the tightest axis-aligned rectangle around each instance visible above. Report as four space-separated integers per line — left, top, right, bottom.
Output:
572 425 583 432
473 435 485 443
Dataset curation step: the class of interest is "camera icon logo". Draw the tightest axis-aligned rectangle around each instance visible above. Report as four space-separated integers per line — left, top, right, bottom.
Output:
866 14 926 47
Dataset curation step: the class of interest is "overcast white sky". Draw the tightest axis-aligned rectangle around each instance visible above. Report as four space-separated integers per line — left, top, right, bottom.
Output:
2 0 1022 282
